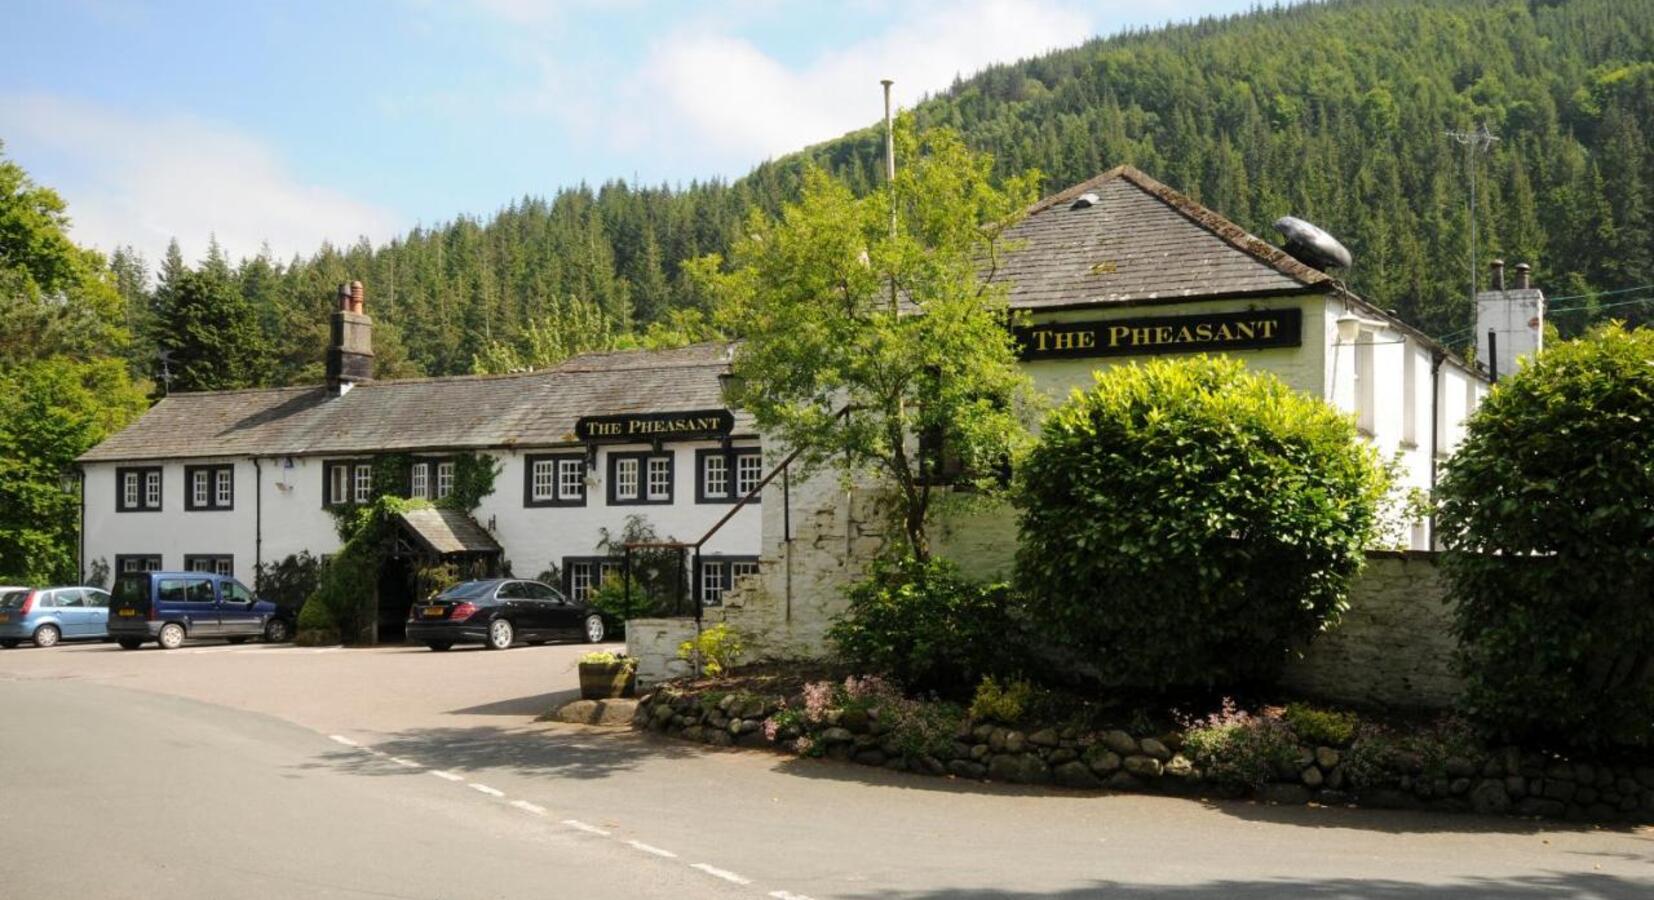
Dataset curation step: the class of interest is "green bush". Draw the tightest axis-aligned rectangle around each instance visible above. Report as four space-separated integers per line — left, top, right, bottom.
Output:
1014 356 1388 689
968 676 1034 724
1282 703 1359 747
677 623 745 677
295 592 339 646
1438 323 1654 748
1180 700 1301 789
255 552 322 612
828 556 1019 693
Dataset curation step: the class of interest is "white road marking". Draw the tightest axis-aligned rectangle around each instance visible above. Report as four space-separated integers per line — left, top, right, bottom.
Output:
430 770 466 782
560 819 611 836
626 840 677 859
770 891 815 900
389 756 422 768
510 800 547 815
468 783 505 798
690 864 752 885
328 735 360 748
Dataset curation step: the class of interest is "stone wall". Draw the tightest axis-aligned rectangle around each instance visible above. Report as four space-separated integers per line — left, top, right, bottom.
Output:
625 617 700 688
1282 551 1464 709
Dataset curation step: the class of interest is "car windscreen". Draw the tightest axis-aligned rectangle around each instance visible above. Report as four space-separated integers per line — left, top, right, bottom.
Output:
434 581 495 601
0 590 29 608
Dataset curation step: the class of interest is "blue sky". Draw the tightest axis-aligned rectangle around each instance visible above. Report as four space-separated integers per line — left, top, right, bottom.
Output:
2 0 1255 265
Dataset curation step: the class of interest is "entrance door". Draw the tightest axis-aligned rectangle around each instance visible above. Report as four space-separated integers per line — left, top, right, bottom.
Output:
376 557 415 644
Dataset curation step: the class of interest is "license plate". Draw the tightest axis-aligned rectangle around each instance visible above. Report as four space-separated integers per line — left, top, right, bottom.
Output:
424 606 445 618
118 608 138 617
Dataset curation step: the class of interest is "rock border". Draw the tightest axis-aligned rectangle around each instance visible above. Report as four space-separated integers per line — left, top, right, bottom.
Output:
634 690 1654 824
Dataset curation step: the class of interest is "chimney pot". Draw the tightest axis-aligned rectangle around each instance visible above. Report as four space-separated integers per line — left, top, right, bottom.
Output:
350 280 365 314
1514 263 1531 290
1490 259 1505 291
336 283 351 312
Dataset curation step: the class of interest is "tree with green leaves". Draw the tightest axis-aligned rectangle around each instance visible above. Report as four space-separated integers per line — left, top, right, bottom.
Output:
0 145 149 583
697 119 1040 560
151 243 272 393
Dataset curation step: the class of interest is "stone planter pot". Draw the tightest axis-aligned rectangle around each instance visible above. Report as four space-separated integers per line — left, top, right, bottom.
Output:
579 662 636 700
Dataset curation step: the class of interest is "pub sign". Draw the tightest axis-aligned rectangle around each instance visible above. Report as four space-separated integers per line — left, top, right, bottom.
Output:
1015 308 1301 360
575 409 734 443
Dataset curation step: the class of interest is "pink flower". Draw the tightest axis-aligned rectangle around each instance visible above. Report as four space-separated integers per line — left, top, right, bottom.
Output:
803 681 834 723
794 736 815 755
763 717 780 741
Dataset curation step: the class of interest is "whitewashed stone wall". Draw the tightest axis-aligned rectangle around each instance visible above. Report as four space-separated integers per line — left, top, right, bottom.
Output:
626 617 700 688
1282 552 1463 708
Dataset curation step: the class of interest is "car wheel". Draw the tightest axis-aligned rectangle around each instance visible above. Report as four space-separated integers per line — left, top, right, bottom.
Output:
117 638 143 650
263 618 292 643
32 624 60 648
583 614 606 644
0 639 19 649
486 618 514 651
157 623 186 650
427 641 453 651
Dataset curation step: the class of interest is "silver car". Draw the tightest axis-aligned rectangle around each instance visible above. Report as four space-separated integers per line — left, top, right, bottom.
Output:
0 586 113 648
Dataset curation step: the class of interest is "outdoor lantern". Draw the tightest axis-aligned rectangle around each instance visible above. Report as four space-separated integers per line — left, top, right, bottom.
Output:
59 468 79 493
1335 312 1385 343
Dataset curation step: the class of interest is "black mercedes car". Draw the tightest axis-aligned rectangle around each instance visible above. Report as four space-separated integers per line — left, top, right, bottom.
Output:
406 579 607 651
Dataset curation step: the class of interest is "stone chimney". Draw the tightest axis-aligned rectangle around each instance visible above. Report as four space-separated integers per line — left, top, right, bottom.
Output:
1475 261 1543 382
326 280 374 395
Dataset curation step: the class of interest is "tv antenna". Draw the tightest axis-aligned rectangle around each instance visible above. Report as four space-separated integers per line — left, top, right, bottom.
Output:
1444 122 1499 304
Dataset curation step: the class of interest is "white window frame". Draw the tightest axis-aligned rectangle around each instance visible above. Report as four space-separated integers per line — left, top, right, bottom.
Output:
214 469 232 507
328 464 350 506
352 463 372 504
735 452 763 498
144 471 161 508
531 459 557 502
192 470 210 508
702 453 729 500
410 462 429 499
436 462 454 499
568 561 593 603
614 457 639 502
123 472 139 509
646 456 671 501
557 458 584 501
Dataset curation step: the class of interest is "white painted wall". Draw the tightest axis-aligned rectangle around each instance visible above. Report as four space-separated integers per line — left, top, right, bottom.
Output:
81 439 762 591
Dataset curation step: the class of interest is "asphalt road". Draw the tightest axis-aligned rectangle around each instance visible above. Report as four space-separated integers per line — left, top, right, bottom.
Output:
2 640 1652 899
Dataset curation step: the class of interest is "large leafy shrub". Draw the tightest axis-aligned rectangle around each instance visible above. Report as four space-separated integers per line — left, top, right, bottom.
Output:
828 556 1018 693
1015 356 1388 689
1437 323 1654 747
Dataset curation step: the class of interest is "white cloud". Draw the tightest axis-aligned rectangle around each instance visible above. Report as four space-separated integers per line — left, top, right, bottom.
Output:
628 0 1095 169
0 93 400 265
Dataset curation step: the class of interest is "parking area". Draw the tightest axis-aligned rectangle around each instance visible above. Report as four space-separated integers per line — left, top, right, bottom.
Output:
0 637 626 739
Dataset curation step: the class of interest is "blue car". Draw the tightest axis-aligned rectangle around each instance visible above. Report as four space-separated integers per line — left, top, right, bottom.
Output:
107 571 293 650
0 586 113 648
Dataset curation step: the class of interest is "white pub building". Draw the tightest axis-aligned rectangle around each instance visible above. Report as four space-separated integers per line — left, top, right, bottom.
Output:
78 166 1533 651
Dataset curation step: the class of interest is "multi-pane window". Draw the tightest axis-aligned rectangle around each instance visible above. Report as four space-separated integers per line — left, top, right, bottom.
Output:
525 454 585 507
185 555 234 577
410 462 429 499
116 467 163 512
115 554 162 573
646 456 671 501
735 452 763 498
613 457 640 502
558 458 584 501
436 462 454 499
531 459 557 501
564 558 624 604
699 557 760 607
697 448 762 503
702 453 729 499
185 465 233 510
327 462 351 506
353 464 372 503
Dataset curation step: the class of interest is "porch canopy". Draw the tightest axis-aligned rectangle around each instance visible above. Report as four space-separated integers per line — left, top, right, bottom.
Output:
393 507 502 563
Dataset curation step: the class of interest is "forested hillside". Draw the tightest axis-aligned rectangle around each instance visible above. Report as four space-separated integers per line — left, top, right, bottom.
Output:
111 0 1653 384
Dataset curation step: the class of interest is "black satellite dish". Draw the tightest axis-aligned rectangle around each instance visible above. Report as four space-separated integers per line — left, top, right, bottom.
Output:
1273 216 1352 271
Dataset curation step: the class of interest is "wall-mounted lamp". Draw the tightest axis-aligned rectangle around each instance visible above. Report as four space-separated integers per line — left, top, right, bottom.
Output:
1335 312 1387 343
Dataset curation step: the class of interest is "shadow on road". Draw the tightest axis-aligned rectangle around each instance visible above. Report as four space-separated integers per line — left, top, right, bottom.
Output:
769 753 1647 837
836 873 1654 899
447 689 581 717
301 724 705 782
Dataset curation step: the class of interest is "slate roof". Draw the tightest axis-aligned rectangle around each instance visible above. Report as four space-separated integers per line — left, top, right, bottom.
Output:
396 507 501 556
994 165 1330 310
79 342 750 463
